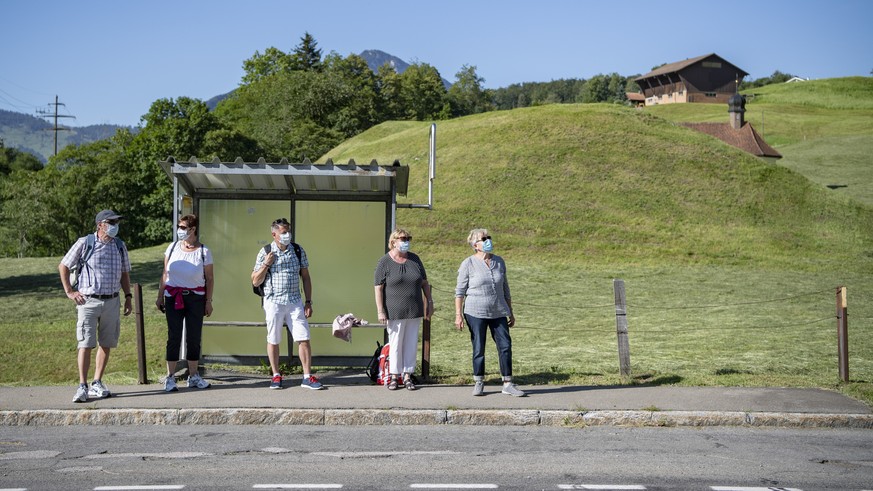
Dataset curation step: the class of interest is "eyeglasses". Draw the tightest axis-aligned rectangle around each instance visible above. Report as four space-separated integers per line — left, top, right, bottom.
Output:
103 219 120 225
477 236 492 242
178 225 189 230
396 236 412 241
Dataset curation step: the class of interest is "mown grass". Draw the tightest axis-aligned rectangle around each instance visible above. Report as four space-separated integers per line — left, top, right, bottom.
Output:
2 252 871 406
648 77 873 206
2 78 872 408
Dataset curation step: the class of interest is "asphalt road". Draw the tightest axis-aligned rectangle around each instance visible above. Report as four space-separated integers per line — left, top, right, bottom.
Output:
1 424 872 490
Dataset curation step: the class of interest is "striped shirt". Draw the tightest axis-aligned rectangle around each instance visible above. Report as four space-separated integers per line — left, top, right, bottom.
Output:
455 254 512 318
254 242 309 305
61 233 131 296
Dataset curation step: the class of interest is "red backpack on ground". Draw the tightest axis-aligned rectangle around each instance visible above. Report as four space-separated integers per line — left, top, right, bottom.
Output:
376 343 393 385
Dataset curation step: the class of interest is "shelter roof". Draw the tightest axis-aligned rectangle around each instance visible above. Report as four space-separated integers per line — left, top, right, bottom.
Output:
159 157 409 200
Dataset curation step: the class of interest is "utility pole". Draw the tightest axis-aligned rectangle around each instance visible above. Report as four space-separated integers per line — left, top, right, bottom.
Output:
35 95 75 156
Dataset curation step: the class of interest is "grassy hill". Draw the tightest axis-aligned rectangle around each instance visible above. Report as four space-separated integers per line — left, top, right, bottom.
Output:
321 96 873 404
326 102 873 271
647 77 873 206
2 80 871 406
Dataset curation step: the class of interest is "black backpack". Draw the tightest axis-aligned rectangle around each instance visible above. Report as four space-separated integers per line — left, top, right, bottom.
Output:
253 242 302 296
365 341 383 383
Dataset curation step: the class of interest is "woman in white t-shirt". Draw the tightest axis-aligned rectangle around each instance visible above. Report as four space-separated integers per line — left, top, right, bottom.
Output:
155 214 214 392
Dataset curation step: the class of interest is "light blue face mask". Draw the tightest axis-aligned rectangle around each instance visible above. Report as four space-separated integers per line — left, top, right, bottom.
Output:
176 228 190 241
481 239 493 252
279 232 292 246
105 223 119 238
397 241 411 252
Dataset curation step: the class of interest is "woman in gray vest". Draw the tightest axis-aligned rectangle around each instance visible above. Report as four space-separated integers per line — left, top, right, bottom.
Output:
454 228 525 397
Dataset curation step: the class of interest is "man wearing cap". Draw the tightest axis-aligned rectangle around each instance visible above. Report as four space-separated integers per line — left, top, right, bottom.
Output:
59 210 133 403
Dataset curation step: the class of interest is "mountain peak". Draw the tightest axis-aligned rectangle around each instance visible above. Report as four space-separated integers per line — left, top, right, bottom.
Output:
359 49 410 74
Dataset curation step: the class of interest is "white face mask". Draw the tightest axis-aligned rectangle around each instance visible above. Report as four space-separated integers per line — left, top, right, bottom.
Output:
176 228 191 241
278 232 292 246
397 241 411 252
105 223 119 238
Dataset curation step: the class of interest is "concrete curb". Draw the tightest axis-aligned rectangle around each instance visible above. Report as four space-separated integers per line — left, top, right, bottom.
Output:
2 409 872 428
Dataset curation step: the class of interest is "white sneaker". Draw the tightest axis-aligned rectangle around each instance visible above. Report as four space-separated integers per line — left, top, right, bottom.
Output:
88 380 111 398
164 376 178 392
501 383 526 397
72 385 88 403
187 373 210 389
472 380 485 396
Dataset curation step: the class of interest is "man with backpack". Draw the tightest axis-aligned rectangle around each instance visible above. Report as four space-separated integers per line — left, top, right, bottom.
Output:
59 210 132 403
251 217 323 391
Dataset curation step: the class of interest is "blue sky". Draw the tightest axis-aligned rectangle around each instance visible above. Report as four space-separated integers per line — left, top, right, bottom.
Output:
2 0 871 127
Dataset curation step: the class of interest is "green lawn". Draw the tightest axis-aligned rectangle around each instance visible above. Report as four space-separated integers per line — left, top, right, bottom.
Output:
3 78 872 409
648 77 873 207
2 251 871 406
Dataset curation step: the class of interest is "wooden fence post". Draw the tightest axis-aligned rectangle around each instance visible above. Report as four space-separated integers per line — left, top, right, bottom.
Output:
614 279 631 379
134 283 149 384
421 318 431 381
836 286 848 383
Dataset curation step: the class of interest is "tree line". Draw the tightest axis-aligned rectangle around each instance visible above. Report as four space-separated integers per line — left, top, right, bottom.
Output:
0 32 787 258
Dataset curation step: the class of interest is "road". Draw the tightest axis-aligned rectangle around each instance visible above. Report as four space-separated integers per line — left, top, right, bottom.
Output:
1 425 872 490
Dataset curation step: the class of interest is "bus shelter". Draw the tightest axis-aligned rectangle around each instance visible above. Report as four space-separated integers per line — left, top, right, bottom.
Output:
159 157 411 369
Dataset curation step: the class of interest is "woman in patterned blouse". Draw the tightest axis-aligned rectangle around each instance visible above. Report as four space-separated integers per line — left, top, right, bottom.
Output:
374 228 433 390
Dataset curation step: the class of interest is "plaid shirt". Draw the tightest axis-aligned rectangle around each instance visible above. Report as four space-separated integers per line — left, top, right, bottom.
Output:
254 242 309 305
61 233 130 296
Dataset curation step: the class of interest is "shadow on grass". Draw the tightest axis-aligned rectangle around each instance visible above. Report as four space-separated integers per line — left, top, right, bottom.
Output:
0 259 162 298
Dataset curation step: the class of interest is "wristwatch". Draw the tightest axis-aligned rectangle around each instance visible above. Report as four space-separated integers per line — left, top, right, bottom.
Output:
124 293 133 299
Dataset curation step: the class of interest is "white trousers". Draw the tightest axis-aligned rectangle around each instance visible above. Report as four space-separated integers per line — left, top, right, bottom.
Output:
385 317 420 375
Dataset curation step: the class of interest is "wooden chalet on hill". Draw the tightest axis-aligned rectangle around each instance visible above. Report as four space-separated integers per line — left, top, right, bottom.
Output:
635 53 748 106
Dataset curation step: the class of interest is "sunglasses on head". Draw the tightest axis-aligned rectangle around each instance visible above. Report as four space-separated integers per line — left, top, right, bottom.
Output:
272 218 290 226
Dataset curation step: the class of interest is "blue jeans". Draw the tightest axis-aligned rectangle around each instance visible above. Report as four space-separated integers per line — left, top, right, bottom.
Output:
465 314 512 378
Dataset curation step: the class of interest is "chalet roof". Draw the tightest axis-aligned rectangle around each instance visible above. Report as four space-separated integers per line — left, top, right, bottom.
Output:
635 53 749 81
626 92 646 102
681 122 782 158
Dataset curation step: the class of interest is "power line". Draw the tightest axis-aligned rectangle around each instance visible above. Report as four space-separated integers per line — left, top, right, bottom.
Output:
35 95 76 156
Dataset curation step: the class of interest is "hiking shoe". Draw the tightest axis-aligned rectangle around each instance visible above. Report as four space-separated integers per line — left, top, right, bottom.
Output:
164 376 178 392
187 373 210 389
72 384 88 403
88 380 111 398
301 375 324 390
472 380 485 396
501 383 526 397
270 375 283 390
